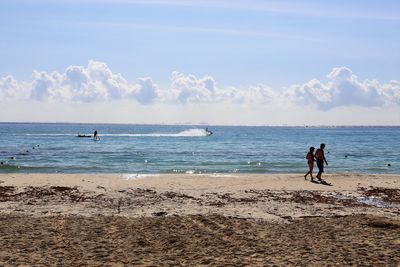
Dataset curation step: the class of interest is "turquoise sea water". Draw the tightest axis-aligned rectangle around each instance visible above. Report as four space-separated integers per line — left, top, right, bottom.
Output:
0 123 399 174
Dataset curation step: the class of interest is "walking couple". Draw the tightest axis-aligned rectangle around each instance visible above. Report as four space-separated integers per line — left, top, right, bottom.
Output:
304 143 328 182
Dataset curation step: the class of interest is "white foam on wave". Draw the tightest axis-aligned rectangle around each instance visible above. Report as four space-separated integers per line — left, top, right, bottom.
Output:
123 173 159 180
103 129 207 137
25 129 208 137
25 133 75 136
173 129 208 137
180 171 240 177
209 173 240 178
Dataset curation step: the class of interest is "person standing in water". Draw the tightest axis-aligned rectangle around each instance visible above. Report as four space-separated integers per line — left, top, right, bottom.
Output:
93 130 98 140
304 146 315 181
315 143 328 181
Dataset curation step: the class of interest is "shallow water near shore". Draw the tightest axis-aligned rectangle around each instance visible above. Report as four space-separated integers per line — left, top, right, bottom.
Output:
0 123 399 174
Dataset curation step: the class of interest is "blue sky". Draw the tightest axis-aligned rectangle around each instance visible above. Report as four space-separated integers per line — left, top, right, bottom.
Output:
1 0 399 125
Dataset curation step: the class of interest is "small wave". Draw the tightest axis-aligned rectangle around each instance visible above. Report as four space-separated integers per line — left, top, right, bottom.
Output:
0 164 53 172
0 163 21 170
123 173 160 180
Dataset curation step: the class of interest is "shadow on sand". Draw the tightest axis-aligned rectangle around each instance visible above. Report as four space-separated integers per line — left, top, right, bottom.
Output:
311 179 333 186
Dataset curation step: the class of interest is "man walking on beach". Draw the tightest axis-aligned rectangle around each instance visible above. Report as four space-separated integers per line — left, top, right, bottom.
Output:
315 143 328 181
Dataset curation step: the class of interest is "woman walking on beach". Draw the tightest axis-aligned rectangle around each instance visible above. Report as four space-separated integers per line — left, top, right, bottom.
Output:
304 147 315 180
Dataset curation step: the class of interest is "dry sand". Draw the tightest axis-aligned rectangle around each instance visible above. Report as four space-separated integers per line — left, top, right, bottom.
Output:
0 173 399 266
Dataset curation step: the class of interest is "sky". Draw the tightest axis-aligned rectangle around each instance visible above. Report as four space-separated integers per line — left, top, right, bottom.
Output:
0 0 399 125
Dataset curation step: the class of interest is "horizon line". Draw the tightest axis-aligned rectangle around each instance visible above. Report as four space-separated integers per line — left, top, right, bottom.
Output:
1 121 399 127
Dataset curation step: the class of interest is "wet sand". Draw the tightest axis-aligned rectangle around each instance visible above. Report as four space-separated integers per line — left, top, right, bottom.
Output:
0 173 399 266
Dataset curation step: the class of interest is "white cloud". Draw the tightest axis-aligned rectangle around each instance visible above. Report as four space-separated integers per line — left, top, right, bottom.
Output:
0 75 30 100
0 61 399 112
63 60 132 101
3 60 151 103
381 80 400 105
288 67 393 110
31 70 66 101
162 72 276 104
168 72 216 104
135 77 158 104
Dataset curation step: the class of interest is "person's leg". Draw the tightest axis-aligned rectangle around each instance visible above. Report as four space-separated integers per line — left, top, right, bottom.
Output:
304 163 313 180
316 160 324 180
309 165 314 179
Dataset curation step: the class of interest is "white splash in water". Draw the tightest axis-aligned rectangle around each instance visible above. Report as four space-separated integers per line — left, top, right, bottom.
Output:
25 128 210 137
123 173 159 180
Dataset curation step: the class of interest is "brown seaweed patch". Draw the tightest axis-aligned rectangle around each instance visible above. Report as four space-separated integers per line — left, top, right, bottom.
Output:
0 186 84 202
161 191 198 201
217 193 258 204
366 218 400 229
358 187 400 203
202 192 258 207
246 189 365 207
0 186 16 201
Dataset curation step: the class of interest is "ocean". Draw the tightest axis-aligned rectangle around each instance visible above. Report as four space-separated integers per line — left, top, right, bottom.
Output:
0 123 399 174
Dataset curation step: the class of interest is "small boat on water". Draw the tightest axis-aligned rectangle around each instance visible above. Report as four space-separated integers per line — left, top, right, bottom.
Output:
76 134 92 138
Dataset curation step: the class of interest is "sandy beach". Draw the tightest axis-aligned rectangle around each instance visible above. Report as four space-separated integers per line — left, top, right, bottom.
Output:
0 173 399 266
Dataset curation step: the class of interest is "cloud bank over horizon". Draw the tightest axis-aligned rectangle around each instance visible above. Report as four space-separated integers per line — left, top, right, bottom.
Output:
1 60 399 125
1 60 399 110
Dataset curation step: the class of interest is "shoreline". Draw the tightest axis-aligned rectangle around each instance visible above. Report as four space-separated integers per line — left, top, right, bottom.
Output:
1 172 399 187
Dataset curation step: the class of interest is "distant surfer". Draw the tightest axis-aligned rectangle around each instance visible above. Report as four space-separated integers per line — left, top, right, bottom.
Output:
205 128 213 136
93 130 99 141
